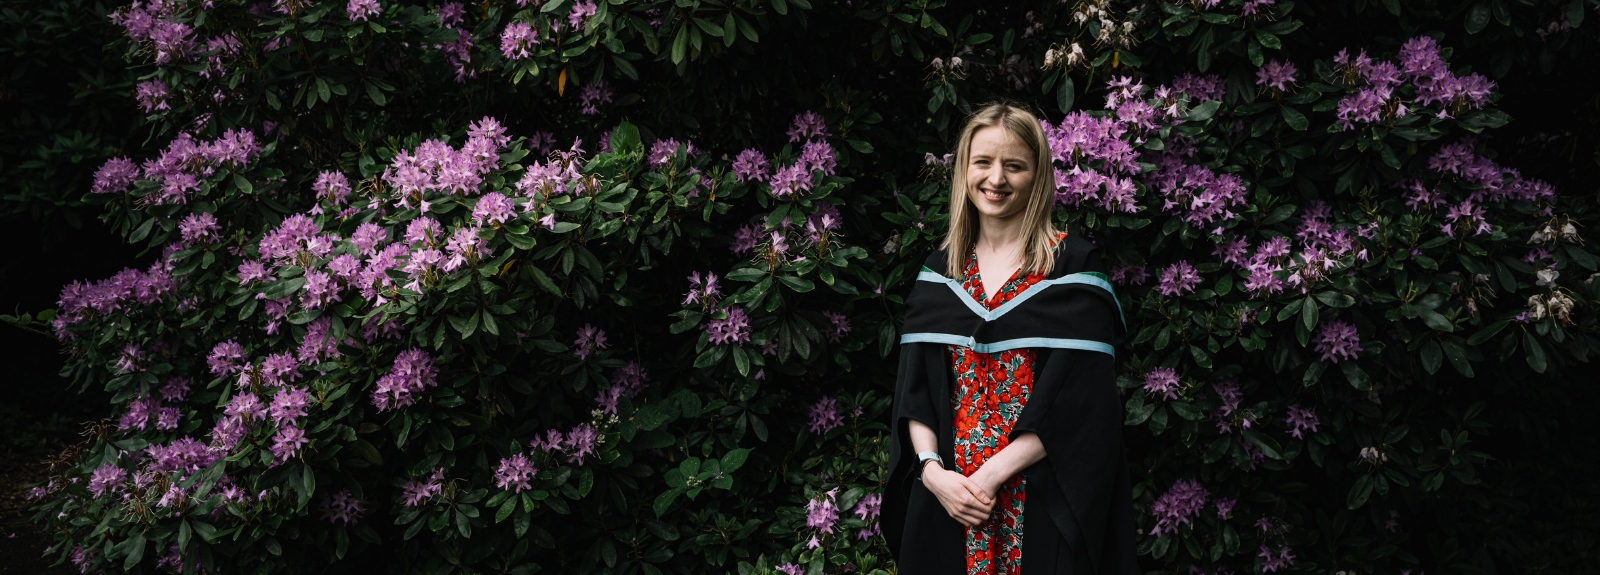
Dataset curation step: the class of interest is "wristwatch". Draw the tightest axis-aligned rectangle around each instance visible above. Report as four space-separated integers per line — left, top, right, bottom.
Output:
916 451 943 478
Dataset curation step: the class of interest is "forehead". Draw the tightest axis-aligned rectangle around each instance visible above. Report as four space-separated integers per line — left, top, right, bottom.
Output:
969 125 1031 157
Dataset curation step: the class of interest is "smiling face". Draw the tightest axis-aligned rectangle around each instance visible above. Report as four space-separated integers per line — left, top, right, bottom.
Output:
964 125 1037 223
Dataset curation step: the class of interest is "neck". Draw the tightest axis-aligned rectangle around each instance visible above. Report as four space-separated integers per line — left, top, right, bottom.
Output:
975 212 1027 255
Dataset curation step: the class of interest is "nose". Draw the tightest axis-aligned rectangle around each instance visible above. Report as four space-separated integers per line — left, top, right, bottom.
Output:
986 165 1006 189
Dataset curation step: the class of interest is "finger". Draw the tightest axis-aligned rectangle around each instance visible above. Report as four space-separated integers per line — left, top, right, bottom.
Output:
956 476 991 504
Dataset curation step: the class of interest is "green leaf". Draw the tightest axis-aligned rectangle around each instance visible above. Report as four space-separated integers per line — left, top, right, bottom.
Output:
671 25 689 64
1242 429 1283 460
1417 308 1454 332
1466 320 1509 345
1420 340 1443 374
1185 100 1222 122
1340 361 1371 390
778 276 814 292
525 266 562 297
1056 75 1075 113
286 309 322 325
449 313 479 338
129 218 155 243
847 139 875 154
1303 360 1327 386
1170 402 1204 420
123 532 146 570
1281 106 1308 131
1348 474 1375 509
1524 332 1547 373
653 487 684 517
1440 339 1474 377
1465 2 1491 34
1314 291 1355 308
367 83 387 106
721 448 751 472
234 174 254 194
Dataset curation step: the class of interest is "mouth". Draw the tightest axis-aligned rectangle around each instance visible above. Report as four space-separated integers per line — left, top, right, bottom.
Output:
978 188 1012 202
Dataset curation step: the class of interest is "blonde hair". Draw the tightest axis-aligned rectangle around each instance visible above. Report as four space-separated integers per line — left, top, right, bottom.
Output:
941 102 1060 278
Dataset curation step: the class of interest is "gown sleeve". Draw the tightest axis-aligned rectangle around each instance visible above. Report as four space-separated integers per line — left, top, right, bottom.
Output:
1010 244 1138 575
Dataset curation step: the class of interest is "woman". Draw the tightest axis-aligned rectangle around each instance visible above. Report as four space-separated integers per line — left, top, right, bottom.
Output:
882 103 1137 575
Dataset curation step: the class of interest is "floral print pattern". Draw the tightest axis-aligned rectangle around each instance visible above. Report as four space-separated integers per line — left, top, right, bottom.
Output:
947 233 1067 575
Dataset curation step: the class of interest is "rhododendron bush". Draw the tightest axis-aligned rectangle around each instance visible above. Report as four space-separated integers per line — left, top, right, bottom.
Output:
24 0 1600 573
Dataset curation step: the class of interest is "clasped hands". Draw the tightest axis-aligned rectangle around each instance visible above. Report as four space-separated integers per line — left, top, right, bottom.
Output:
908 420 1047 528
922 461 1007 527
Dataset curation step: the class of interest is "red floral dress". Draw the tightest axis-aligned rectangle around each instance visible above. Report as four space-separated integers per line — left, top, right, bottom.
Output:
949 233 1066 575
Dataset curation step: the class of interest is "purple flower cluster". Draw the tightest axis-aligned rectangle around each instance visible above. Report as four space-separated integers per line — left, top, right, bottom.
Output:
206 339 246 376
178 212 220 245
732 149 771 183
567 0 597 29
647 138 696 166
804 487 841 548
579 80 612 115
145 437 220 477
372 348 440 411
89 463 127 498
135 79 170 113
111 2 196 65
92 129 260 205
1171 72 1226 102
730 224 762 256
494 453 539 492
500 21 538 60
530 423 602 465
853 492 882 541
683 271 722 307
472 192 516 226
821 311 851 343
347 0 381 20
270 425 310 464
54 263 176 340
1333 37 1495 131
120 389 182 431
1149 478 1209 536
311 171 352 215
383 117 510 206
1259 544 1296 572
90 157 139 195
1109 263 1148 286
1144 140 1248 230
1428 141 1555 211
1045 114 1140 212
319 488 366 525
808 396 844 435
401 468 445 506
705 307 751 346
1312 320 1362 363
1156 261 1201 297
1144 367 1180 401
787 111 829 142
1284 404 1319 439
1254 60 1298 92
574 324 608 360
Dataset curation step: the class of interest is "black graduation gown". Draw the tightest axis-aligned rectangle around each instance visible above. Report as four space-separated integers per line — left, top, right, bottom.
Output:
883 236 1138 575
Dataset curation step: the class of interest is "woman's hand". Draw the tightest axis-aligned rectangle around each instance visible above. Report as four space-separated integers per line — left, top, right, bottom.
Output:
967 466 1005 504
922 465 994 527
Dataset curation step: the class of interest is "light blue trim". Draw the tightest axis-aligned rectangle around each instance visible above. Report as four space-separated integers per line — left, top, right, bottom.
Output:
900 333 1117 357
916 270 1127 333
919 271 991 319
